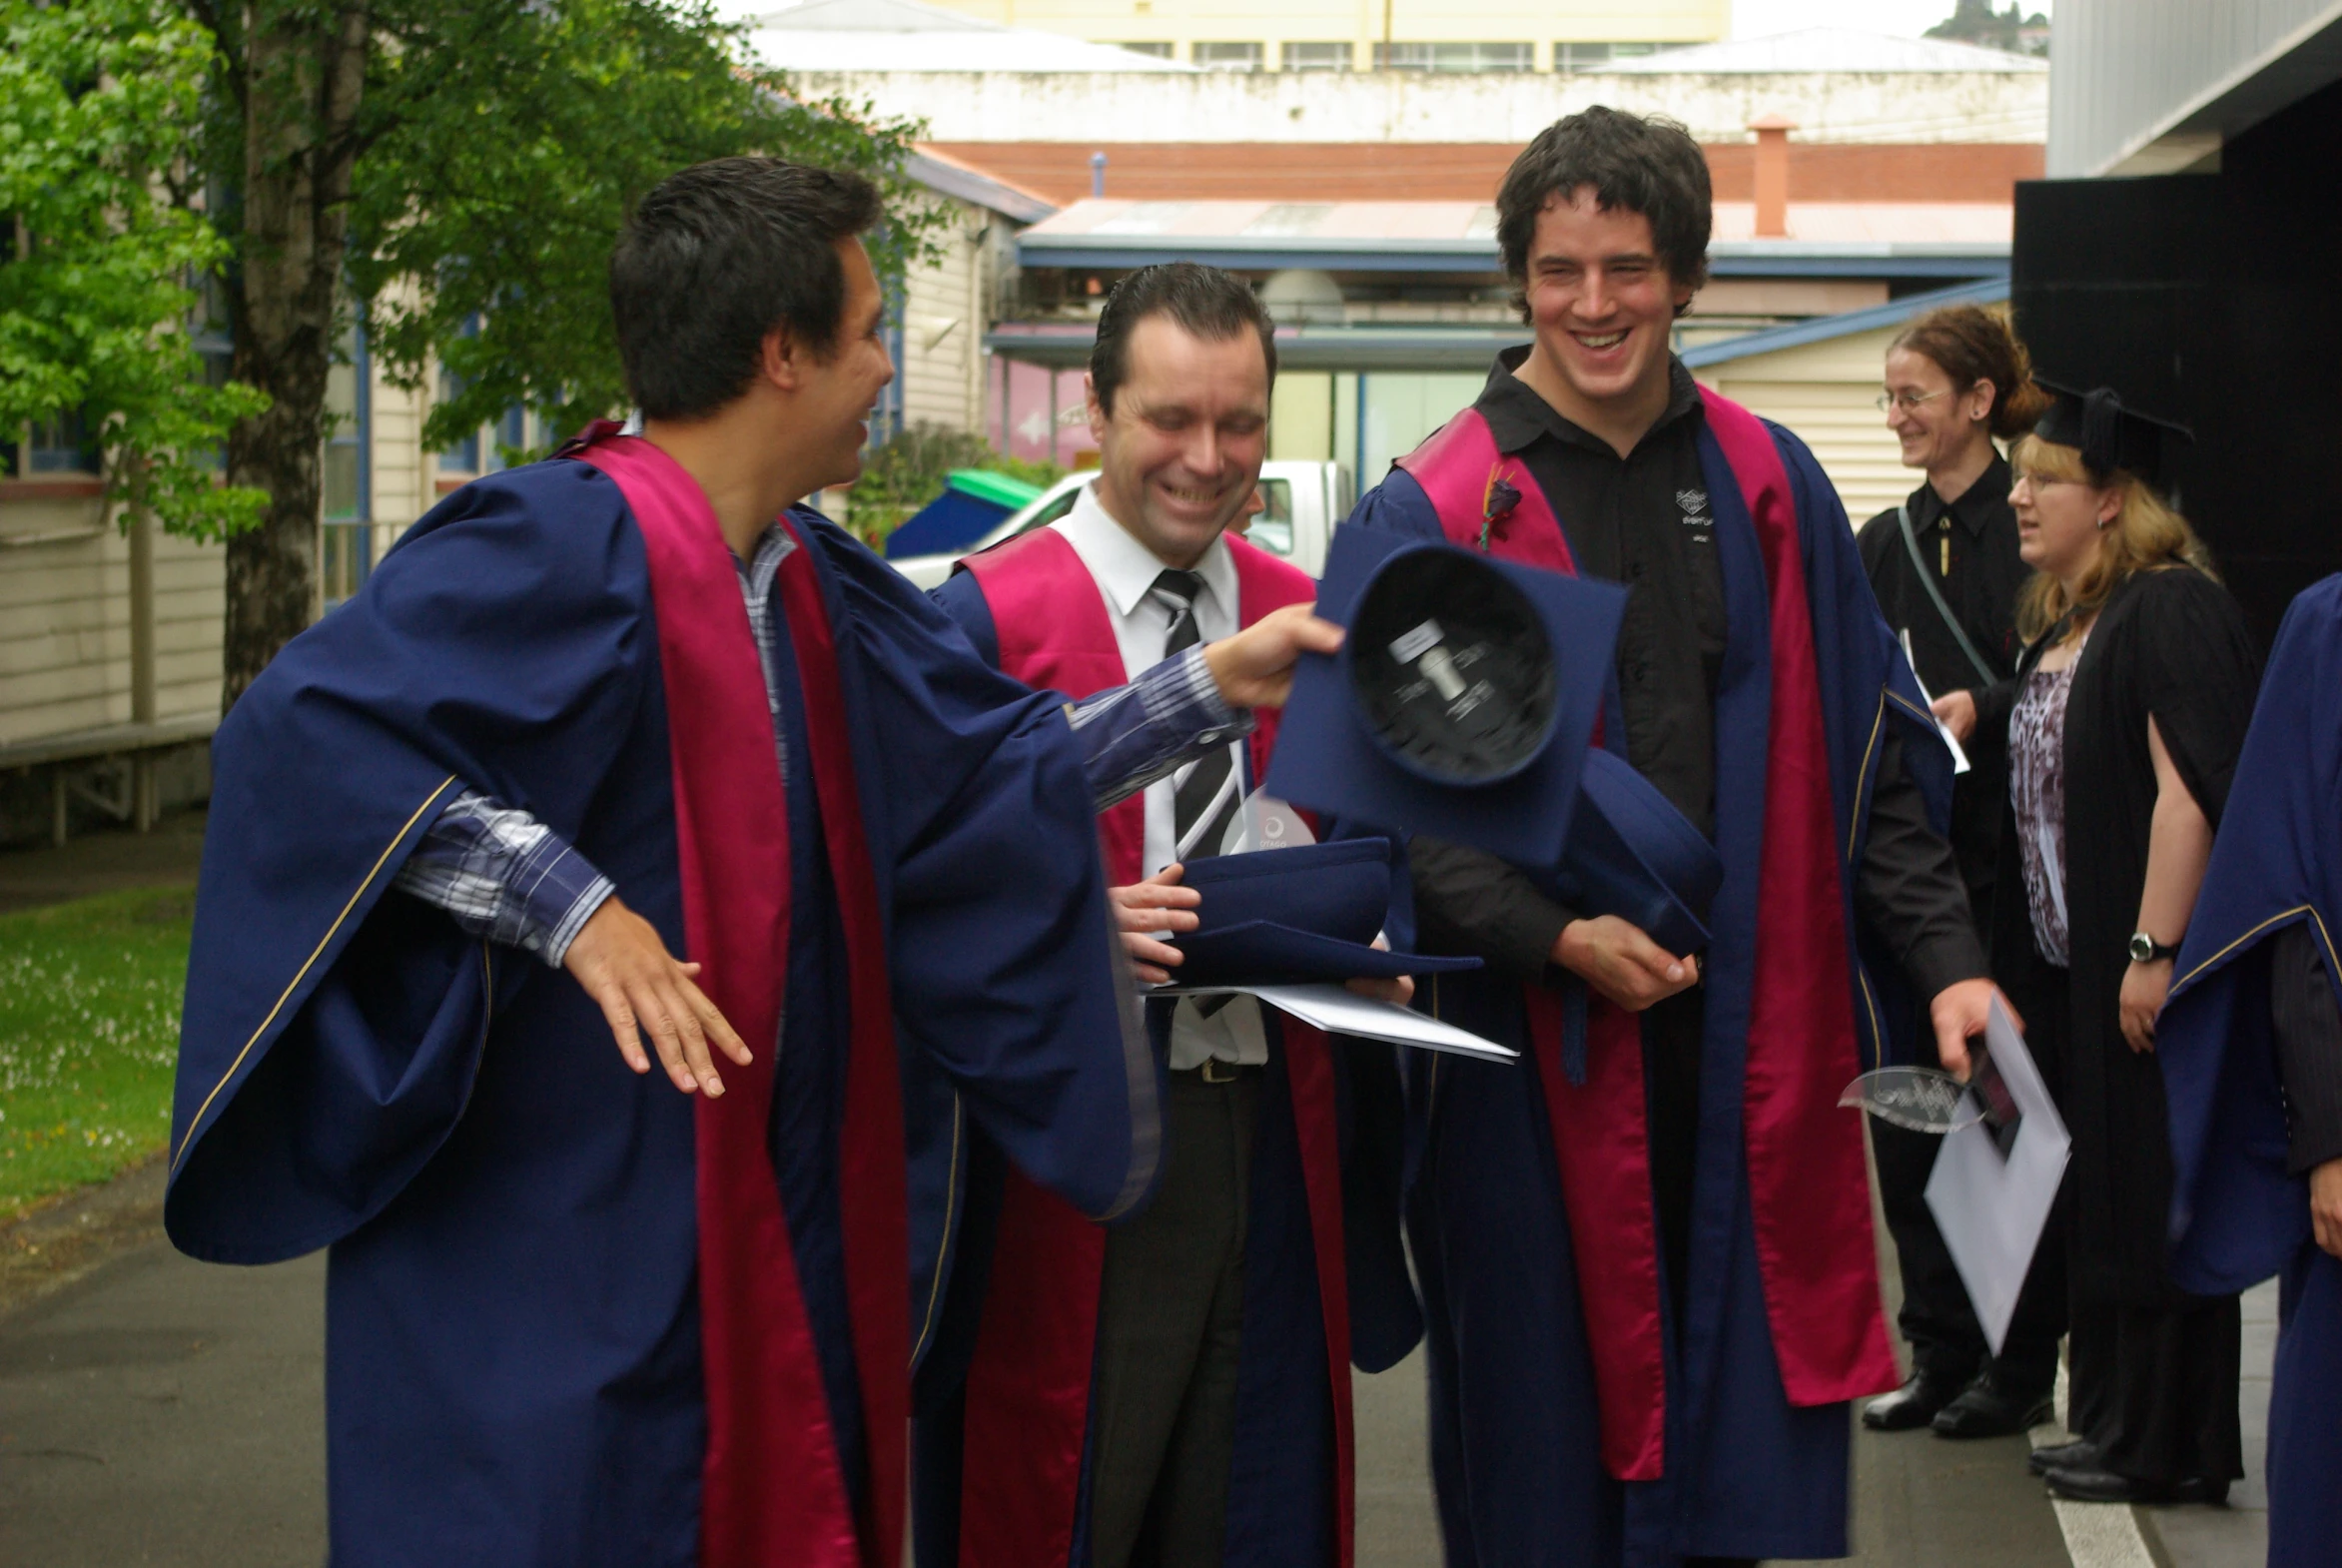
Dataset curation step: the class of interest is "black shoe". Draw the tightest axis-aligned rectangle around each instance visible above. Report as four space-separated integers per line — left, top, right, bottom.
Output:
1932 1374 2055 1439
2043 1462 2231 1506
2027 1438 2098 1476
1863 1371 1967 1431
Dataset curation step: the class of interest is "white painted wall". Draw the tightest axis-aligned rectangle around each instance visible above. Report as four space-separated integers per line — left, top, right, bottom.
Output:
0 500 223 746
789 66 2046 144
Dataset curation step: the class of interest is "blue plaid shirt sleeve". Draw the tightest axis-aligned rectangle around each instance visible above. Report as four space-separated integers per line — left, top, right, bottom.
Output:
390 791 615 968
1070 644 1251 812
389 646 1235 958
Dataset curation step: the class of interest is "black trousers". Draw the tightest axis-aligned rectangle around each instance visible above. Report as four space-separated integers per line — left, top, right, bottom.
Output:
2069 1290 2244 1484
1087 1069 1261 1568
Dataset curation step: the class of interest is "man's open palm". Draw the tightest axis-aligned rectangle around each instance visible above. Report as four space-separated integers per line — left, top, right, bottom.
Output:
563 896 751 1097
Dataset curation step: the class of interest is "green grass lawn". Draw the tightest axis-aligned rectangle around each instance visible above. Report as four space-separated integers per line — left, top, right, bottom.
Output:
0 888 193 1217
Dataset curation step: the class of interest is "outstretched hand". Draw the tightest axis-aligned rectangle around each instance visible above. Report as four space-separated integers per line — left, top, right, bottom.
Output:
563 895 751 1097
1201 603 1344 710
1928 976 2018 1081
1111 864 1203 986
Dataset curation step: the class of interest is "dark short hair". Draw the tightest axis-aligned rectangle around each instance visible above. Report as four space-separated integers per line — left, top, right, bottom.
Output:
1090 263 1277 417
1889 305 2051 440
610 157 883 420
1496 108 1712 322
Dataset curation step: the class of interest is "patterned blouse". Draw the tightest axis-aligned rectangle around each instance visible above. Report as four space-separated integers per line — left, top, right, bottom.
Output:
2009 644 2083 968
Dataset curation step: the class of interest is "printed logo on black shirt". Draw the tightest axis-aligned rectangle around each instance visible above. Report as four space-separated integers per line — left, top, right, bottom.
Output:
1678 487 1712 541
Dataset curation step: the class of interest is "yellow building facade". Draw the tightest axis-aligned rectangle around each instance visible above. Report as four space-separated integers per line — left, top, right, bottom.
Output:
907 0 1728 73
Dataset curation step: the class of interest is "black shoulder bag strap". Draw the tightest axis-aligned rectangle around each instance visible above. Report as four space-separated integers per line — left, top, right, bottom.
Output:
1897 502 1999 687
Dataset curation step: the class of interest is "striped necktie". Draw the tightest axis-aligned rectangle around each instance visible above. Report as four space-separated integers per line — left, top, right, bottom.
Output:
1152 568 1238 860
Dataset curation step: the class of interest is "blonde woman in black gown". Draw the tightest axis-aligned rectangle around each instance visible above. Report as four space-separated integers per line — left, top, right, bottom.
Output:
1935 383 2260 1504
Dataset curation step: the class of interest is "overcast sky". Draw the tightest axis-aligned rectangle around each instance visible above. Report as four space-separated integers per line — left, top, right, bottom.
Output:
1732 0 2051 38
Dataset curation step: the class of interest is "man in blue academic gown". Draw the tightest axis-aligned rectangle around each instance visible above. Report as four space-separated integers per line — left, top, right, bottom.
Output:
1351 109 2005 1565
2158 573 2342 1568
166 157 1338 1568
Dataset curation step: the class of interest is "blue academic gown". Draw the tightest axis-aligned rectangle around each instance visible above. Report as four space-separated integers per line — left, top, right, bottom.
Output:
2158 573 2342 1568
166 461 1154 1568
1353 420 1945 1567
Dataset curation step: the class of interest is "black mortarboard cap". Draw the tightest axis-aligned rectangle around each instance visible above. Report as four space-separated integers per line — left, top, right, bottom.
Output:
1165 836 1482 987
2031 379 2192 486
1264 526 1625 868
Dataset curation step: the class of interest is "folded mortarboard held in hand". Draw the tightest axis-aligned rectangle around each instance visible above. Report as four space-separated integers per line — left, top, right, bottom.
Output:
1168 836 1481 988
1267 526 1722 954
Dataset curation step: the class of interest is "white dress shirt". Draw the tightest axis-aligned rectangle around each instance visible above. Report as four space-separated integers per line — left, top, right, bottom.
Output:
1055 487 1268 1070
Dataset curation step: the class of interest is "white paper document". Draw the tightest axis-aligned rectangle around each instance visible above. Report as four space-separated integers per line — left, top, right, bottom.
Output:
1900 630 1973 776
1152 982 1518 1063
1924 996 2069 1355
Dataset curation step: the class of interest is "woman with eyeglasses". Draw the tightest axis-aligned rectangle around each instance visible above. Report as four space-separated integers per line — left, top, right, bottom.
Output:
1855 306 2060 1446
1935 382 2260 1506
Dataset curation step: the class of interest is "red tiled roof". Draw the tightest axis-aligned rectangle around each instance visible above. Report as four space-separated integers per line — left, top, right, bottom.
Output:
918 141 2044 208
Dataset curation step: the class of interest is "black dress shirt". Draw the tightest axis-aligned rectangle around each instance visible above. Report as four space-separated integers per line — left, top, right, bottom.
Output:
1856 456 2027 700
1856 458 2027 916
1410 351 1983 1000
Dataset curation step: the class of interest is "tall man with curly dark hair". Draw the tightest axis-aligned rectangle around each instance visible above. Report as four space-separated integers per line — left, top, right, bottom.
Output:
1349 108 2010 1565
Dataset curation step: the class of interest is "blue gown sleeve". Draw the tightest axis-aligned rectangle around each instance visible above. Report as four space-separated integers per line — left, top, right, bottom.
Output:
817 522 1161 1223
168 464 656 1261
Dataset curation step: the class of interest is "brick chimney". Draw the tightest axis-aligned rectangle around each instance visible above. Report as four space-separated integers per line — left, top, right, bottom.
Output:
1751 115 1795 238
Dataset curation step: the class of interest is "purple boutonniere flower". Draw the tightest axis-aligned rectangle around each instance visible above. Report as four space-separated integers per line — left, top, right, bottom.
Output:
1479 470 1522 551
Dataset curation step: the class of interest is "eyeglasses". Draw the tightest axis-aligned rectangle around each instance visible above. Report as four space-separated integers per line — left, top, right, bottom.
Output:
1875 389 1949 413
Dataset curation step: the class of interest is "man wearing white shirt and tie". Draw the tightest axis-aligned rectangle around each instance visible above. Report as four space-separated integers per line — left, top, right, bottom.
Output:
918 263 1403 1568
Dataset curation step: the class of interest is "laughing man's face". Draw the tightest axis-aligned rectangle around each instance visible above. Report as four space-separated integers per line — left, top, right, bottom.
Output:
1521 188 1695 416
1086 316 1269 571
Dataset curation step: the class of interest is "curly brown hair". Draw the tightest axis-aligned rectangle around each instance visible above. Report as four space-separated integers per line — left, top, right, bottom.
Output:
1888 305 2049 440
1496 108 1711 323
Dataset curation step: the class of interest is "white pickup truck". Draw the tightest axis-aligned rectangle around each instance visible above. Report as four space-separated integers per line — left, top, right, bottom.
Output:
888 460 1354 592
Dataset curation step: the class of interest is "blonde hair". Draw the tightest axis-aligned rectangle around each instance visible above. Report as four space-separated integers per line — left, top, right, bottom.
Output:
2011 434 2215 643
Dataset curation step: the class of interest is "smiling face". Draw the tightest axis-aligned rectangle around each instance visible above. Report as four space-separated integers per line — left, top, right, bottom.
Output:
795 237 896 491
1516 188 1696 428
2010 439 2120 586
1883 346 1994 478
1086 314 1269 569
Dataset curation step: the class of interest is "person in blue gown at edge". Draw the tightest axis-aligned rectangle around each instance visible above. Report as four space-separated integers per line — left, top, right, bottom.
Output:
162 156 1345 1568
1346 108 2014 1567
2155 573 2342 1568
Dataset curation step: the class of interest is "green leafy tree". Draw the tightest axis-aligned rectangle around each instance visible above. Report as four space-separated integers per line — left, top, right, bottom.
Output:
0 0 268 542
189 0 941 707
1926 0 2049 55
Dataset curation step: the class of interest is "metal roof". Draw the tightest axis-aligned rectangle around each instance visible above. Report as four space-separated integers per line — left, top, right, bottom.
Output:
1015 198 2009 279
904 146 1057 224
986 278 2015 372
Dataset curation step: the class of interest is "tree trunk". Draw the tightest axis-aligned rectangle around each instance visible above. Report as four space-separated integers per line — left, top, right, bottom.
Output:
219 2 371 711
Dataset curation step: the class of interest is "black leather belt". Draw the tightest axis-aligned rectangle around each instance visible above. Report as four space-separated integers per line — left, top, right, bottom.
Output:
1173 1059 1261 1086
